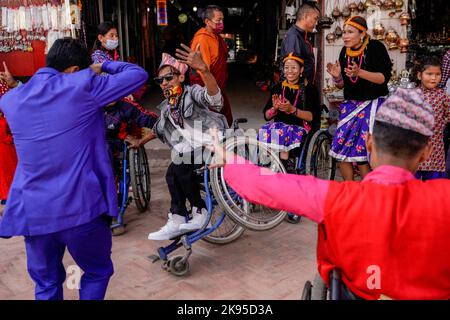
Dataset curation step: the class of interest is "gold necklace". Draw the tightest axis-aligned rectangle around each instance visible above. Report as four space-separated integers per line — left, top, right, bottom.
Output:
346 35 369 57
282 80 300 90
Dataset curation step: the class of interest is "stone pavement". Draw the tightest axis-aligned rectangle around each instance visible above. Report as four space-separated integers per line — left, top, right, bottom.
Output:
0 65 319 300
0 161 318 300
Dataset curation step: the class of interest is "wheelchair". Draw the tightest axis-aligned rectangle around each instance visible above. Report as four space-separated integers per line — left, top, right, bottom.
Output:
149 118 288 276
111 141 151 236
301 270 363 300
257 105 337 224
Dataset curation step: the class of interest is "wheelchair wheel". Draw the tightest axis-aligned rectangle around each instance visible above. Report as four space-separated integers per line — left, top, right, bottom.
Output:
130 146 151 213
301 281 312 300
311 273 328 300
305 130 336 180
168 255 190 277
210 136 287 231
202 210 245 245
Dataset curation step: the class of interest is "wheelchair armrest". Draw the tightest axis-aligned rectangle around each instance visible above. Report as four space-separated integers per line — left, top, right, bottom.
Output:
232 118 248 130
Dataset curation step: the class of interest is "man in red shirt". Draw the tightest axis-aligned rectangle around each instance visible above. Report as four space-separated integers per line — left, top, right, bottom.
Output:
212 88 450 300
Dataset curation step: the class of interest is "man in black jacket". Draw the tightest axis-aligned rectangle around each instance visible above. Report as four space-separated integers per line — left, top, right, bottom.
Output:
281 2 320 84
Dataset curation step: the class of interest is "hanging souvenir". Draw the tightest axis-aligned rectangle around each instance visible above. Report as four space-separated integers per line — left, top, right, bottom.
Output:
395 0 404 12
385 28 400 50
342 0 351 18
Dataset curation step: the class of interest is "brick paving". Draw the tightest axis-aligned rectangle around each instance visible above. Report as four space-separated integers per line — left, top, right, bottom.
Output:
0 65 320 300
0 156 318 300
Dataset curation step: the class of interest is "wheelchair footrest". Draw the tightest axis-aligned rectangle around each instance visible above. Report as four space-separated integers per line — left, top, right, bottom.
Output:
148 254 160 263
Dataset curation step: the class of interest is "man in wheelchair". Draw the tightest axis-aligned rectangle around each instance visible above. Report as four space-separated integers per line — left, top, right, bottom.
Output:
147 45 228 241
212 88 450 299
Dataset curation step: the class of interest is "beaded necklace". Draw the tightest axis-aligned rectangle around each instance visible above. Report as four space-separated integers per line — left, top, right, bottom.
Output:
281 80 301 110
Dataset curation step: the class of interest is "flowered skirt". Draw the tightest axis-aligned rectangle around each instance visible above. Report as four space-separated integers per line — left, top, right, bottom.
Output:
329 98 385 162
258 122 307 152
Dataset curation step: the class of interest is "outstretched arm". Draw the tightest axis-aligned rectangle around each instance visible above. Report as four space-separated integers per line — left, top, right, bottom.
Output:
208 128 329 223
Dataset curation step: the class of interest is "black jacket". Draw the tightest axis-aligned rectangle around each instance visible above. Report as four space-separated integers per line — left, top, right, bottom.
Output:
281 25 316 84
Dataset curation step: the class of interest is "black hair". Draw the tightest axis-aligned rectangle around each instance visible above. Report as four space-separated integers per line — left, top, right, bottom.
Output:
296 1 320 21
282 52 305 67
414 55 441 83
417 55 442 73
345 15 367 32
46 38 91 72
372 121 429 159
203 5 223 21
92 21 117 52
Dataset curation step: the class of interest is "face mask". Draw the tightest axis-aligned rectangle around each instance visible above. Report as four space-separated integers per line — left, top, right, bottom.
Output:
104 39 119 50
212 22 224 34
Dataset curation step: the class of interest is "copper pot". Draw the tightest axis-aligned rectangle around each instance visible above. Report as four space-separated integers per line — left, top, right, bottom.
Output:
372 0 382 6
395 0 404 12
373 22 386 40
342 5 351 18
335 25 343 38
364 0 375 8
385 28 400 49
349 2 358 12
399 12 411 25
399 38 409 53
358 1 366 11
383 0 395 10
332 6 342 19
326 33 337 44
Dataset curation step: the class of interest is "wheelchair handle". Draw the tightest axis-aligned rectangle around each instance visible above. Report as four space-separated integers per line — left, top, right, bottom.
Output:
232 118 248 130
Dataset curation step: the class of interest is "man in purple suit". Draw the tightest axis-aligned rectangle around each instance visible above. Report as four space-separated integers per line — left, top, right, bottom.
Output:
0 38 148 300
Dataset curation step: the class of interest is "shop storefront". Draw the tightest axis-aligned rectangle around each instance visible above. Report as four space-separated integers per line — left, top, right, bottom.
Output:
0 0 82 76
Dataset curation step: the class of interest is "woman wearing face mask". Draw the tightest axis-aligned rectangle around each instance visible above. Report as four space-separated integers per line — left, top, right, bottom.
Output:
92 21 142 102
189 5 233 126
92 21 120 64
326 16 392 181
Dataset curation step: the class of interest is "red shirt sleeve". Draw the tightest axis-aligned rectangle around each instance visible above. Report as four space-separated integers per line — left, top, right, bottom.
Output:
223 155 329 223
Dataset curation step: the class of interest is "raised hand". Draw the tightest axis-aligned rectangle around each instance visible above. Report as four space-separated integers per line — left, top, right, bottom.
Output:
326 61 341 78
0 62 18 88
344 61 360 78
90 63 103 75
175 43 208 73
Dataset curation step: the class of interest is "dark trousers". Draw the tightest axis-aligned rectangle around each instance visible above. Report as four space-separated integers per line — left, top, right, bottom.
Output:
24 215 114 300
165 161 206 217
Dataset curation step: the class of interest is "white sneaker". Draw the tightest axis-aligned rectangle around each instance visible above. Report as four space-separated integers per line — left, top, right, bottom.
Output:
148 213 186 240
179 208 210 232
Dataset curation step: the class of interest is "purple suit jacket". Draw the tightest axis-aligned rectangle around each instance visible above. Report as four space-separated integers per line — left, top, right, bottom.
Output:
0 61 148 236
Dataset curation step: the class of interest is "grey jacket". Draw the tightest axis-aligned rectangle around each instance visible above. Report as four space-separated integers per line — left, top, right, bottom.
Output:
154 84 228 157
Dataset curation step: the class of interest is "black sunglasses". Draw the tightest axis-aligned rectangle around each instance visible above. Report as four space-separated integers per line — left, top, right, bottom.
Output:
154 73 175 85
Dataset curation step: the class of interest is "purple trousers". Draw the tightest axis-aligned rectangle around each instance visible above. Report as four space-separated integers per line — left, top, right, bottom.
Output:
24 215 114 300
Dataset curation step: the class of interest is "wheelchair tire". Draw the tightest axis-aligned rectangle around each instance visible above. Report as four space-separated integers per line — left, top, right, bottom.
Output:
200 178 245 245
130 146 151 213
301 281 312 300
168 255 190 277
305 130 336 180
311 273 328 300
202 213 245 245
210 136 287 231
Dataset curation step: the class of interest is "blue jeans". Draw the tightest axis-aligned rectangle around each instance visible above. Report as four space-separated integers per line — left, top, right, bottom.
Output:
24 215 114 300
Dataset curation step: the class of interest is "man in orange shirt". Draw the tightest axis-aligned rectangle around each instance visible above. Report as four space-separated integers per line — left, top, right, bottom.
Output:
190 5 232 126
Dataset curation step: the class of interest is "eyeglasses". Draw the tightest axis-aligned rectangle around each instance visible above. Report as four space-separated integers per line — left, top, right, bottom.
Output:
154 74 175 85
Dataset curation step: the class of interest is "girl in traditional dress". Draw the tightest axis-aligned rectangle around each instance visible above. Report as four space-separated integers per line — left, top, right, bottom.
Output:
415 56 450 180
327 16 392 181
259 52 320 172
